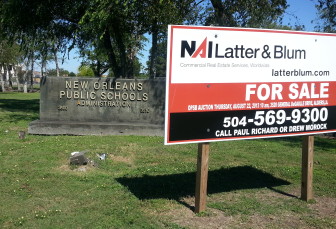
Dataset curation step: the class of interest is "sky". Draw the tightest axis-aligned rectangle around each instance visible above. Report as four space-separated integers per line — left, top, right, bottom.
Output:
283 0 318 31
55 0 320 74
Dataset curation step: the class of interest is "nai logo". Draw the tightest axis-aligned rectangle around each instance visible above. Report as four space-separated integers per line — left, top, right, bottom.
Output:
180 37 211 58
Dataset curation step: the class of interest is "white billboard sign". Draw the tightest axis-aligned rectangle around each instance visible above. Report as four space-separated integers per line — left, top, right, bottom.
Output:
165 25 336 145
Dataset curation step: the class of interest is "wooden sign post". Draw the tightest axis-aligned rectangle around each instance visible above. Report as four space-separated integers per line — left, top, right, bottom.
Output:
195 142 210 213
301 135 314 201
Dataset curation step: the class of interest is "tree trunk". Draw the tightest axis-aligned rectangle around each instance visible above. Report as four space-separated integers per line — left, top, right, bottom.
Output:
127 49 134 78
22 57 30 94
103 30 122 78
43 59 48 77
53 45 60 77
23 70 28 93
150 20 158 79
113 23 127 78
0 80 5 92
3 65 10 90
210 0 234 26
41 58 46 78
95 61 101 77
30 53 34 91
0 66 5 92
41 65 44 78
8 65 13 89
14 66 21 92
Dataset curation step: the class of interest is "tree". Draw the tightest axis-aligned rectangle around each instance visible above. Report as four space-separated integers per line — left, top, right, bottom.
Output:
47 68 70 77
77 65 94 77
145 0 289 78
77 0 147 78
79 45 110 77
316 0 336 32
0 0 86 77
69 72 76 77
139 0 205 78
208 0 288 27
1 0 290 81
35 48 54 78
147 40 167 78
0 0 205 79
0 40 22 92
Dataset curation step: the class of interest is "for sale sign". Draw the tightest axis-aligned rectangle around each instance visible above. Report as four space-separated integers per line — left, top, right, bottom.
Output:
164 25 336 145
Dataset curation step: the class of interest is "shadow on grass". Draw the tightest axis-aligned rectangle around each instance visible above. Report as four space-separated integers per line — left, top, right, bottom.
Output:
0 99 39 122
117 166 291 208
263 136 302 148
6 113 39 123
313 136 336 151
265 136 336 152
0 98 39 112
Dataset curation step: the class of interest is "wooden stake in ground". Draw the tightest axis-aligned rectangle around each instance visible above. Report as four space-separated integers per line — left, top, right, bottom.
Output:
195 142 210 213
301 135 314 201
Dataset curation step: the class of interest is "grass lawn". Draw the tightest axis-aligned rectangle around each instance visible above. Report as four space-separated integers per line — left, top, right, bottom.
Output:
0 92 335 228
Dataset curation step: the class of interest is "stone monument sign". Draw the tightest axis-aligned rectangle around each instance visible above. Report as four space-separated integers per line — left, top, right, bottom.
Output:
29 77 165 136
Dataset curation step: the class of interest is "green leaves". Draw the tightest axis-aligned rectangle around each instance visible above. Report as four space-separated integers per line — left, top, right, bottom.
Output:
77 65 95 77
0 0 291 79
0 41 21 64
209 0 288 28
316 0 336 32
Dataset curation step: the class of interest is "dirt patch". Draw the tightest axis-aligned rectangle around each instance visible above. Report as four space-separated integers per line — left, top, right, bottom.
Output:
118 143 138 154
109 154 133 165
169 207 236 229
57 164 96 173
320 134 336 139
156 189 336 229
109 143 137 165
309 196 336 218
